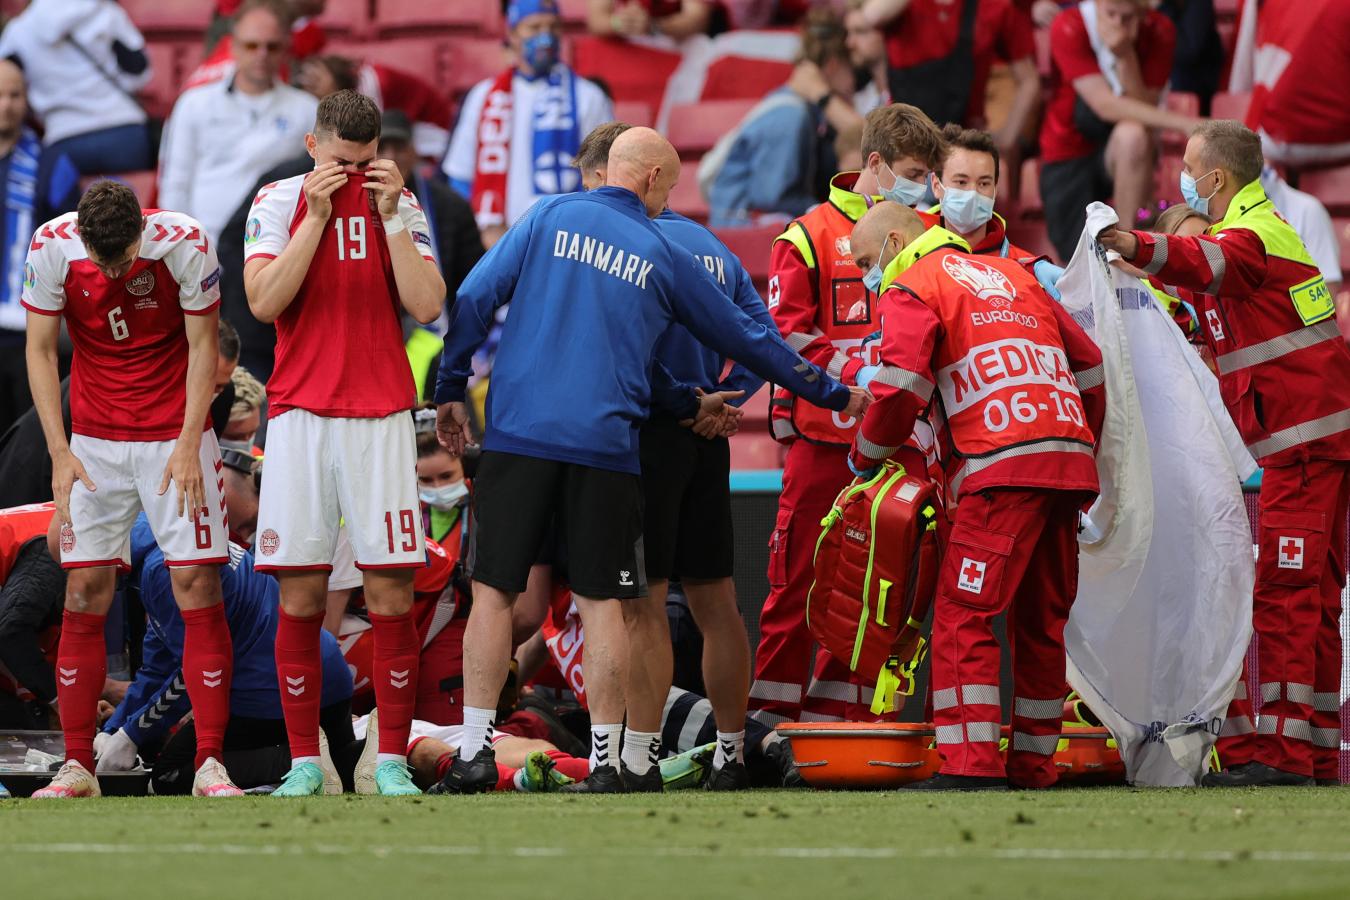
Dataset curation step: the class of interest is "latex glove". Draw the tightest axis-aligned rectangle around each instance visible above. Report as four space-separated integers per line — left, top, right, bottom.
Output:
855 364 881 390
1033 259 1065 301
94 728 138 772
848 455 880 481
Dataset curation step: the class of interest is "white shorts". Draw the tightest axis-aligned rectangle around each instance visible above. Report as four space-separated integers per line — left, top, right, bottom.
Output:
255 410 424 572
62 432 229 569
352 714 504 752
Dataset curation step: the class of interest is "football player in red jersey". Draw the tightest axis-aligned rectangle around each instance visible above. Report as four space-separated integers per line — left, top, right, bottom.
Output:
243 90 445 797
23 182 238 798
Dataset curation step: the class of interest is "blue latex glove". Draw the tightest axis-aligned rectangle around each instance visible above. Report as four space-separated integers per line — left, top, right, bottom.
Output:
848 456 880 480
1034 259 1065 301
855 364 880 389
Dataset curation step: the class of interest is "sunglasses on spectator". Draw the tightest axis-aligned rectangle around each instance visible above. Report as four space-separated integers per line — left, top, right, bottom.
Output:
239 40 287 52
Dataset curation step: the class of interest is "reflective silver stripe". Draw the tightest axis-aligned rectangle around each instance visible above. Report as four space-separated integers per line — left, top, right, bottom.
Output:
856 433 901 460
1247 408 1350 459
1073 364 1104 391
1221 716 1255 737
749 679 803 703
932 687 959 711
873 365 935 399
965 721 1002 743
935 724 964 744
1141 234 1171 275
949 440 1094 497
961 684 1001 707
805 678 858 703
785 331 819 351
1012 731 1060 755
1233 680 1247 701
825 351 851 381
793 362 820 384
1313 727 1340 748
1260 682 1280 703
771 417 796 440
1283 718 1312 742
798 710 846 723
1314 692 1340 712
1286 682 1314 706
1216 321 1340 376
747 709 791 727
1014 697 1064 720
1256 716 1278 734
1199 238 1228 293
679 697 713 751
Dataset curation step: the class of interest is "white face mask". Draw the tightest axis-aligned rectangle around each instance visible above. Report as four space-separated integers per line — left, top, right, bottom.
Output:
419 480 468 511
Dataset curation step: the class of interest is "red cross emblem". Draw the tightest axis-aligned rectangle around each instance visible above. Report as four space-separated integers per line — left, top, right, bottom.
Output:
958 557 986 594
1277 536 1304 570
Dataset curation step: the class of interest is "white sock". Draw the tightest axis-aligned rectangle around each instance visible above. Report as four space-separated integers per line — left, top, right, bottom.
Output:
291 755 321 769
460 706 496 758
621 729 661 776
590 723 623 770
375 753 406 767
714 730 745 768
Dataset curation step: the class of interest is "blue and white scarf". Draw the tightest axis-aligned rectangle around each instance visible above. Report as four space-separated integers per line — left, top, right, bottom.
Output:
530 65 581 197
0 128 39 331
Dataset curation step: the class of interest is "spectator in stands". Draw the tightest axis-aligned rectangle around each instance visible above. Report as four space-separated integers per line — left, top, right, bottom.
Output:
224 367 266 447
0 0 154 174
1156 0 1223 115
1244 0 1350 169
299 55 454 160
703 8 862 227
443 0 613 247
585 0 726 41
194 0 327 87
158 0 317 240
844 0 889 113
862 0 1040 166
0 59 80 436
1039 0 1200 262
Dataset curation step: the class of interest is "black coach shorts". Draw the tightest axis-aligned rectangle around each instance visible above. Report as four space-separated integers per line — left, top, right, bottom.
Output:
639 415 734 583
469 450 646 600
1041 147 1111 264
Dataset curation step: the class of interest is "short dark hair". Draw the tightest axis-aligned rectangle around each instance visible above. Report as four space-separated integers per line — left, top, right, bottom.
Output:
862 103 946 170
800 8 849 67
313 54 358 93
1193 119 1263 187
575 121 633 172
314 89 381 143
416 429 448 460
218 318 240 362
939 123 1000 182
77 181 142 261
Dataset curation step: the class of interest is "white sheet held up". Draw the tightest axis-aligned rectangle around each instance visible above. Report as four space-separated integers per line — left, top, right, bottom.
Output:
1060 204 1254 786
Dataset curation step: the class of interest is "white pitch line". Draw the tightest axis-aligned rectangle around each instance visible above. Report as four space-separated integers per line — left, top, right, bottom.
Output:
10 843 1350 865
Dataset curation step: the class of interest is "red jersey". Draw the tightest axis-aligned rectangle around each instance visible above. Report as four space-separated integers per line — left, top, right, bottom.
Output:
884 0 1035 124
1246 0 1350 148
0 502 55 582
1039 6 1174 163
22 210 222 442
245 175 435 419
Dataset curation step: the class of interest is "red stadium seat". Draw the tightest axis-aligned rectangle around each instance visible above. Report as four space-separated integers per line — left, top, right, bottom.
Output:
558 0 590 29
441 37 511 100
318 0 373 39
1300 166 1350 217
713 225 780 283
572 36 682 118
81 172 158 207
120 0 214 35
1162 92 1200 151
140 42 186 118
1156 151 1186 205
729 433 783 469
1211 91 1252 122
1333 218 1350 281
667 99 756 158
613 101 654 128
700 57 794 102
668 174 709 223
331 38 453 94
1017 158 1043 219
374 0 502 36
740 385 771 430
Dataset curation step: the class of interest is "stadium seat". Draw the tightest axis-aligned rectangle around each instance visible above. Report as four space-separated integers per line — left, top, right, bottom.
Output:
557 0 590 29
441 37 510 100
700 57 793 102
81 171 158 207
572 36 683 119
1017 158 1043 219
1301 166 1350 217
318 0 373 39
668 174 710 223
140 42 186 119
667 99 756 158
331 38 453 94
1211 91 1252 122
613 101 654 128
729 433 783 469
740 385 771 430
1156 152 1186 205
1333 218 1350 279
120 0 214 35
713 225 780 283
374 0 502 36
1162 93 1200 151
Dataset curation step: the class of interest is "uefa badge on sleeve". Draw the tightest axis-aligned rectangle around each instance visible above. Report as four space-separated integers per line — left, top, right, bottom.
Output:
958 557 986 593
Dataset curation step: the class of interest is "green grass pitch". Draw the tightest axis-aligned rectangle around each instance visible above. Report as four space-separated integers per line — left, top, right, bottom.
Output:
5 788 1350 899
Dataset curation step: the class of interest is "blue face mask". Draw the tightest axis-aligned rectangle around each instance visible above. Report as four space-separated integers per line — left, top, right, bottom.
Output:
879 162 927 207
863 236 891 294
1180 169 1219 216
522 31 560 76
939 184 996 234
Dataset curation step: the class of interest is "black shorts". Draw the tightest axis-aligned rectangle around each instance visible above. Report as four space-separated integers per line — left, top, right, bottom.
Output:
1040 148 1111 264
639 415 734 582
469 450 646 600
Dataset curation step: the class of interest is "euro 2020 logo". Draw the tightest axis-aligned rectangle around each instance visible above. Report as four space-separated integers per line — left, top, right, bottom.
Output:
941 255 1018 309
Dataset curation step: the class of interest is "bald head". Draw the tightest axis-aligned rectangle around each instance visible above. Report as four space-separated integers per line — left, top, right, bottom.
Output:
607 127 681 218
0 59 26 138
850 201 925 275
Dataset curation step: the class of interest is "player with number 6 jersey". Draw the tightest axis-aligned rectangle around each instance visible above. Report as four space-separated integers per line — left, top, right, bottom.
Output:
243 90 445 798
23 181 237 799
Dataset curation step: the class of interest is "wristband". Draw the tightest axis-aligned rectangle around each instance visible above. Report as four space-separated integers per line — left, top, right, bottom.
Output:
383 214 406 236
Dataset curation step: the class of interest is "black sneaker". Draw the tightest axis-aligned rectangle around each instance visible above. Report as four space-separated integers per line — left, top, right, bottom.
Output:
621 763 663 793
427 748 497 795
560 763 626 794
903 773 1009 792
1201 761 1313 787
1317 778 1341 787
705 761 751 791
763 738 807 788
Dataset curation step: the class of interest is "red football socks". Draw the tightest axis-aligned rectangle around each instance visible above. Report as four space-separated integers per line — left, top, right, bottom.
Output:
369 610 419 757
180 603 233 769
274 608 324 761
56 609 107 773
547 749 590 781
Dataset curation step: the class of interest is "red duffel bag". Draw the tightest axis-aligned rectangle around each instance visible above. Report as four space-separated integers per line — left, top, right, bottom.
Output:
807 459 942 715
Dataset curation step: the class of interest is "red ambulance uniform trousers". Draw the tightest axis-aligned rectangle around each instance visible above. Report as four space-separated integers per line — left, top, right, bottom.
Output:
1216 459 1349 780
930 488 1085 787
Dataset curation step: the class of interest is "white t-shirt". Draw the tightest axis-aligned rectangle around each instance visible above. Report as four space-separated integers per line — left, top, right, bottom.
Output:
1262 167 1343 286
157 78 318 241
0 0 149 143
442 69 613 228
